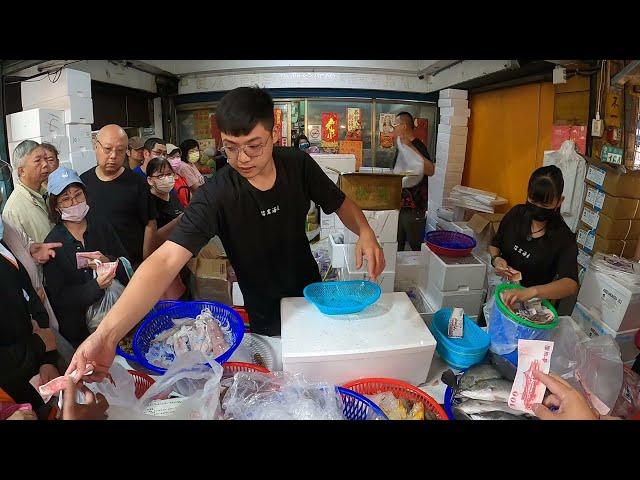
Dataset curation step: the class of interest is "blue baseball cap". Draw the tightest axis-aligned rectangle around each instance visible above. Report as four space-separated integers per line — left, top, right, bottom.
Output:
47 166 85 196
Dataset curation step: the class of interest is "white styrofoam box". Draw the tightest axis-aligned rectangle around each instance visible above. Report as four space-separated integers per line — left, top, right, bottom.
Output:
439 88 468 100
435 141 466 159
232 282 244 306
424 244 486 292
321 212 335 229
422 280 486 318
30 95 94 124
395 251 426 287
437 132 468 147
329 233 346 268
343 209 400 244
440 106 471 118
435 162 465 177
577 268 640 332
438 123 468 136
66 124 92 151
309 153 356 176
344 242 398 271
68 149 97 175
401 288 437 327
436 207 455 221
8 109 65 142
327 172 339 184
571 302 640 364
341 251 396 293
440 115 469 127
438 98 469 109
21 68 91 109
8 135 70 164
281 292 437 386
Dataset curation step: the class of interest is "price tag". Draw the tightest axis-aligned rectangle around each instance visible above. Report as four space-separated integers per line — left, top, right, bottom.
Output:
581 206 600 229
587 165 606 187
585 186 606 210
577 229 596 251
601 145 624 166
577 249 592 269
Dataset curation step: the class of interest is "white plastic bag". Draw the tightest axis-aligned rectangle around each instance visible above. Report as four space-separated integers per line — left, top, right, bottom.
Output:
394 136 424 188
86 279 125 333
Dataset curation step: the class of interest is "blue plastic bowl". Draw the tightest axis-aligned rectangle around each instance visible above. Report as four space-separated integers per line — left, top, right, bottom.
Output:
336 386 388 420
304 280 381 315
133 301 244 374
429 308 491 370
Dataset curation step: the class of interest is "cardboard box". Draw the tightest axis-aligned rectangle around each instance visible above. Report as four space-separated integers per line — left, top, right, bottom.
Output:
440 106 471 118
576 226 637 256
467 213 505 256
8 109 65 142
577 269 640 332
583 185 640 220
188 243 232 305
8 135 70 164
21 68 91 108
438 98 469 109
338 172 404 210
440 115 468 127
437 123 468 136
343 209 400 244
571 302 640 363
66 124 93 152
579 209 640 239
585 159 640 199
32 95 94 124
439 88 468 100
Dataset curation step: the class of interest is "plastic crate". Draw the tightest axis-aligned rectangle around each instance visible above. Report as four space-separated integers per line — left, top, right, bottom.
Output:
425 230 476 257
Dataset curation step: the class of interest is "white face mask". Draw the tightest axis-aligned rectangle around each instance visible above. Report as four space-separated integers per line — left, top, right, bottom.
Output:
60 201 90 223
153 175 175 194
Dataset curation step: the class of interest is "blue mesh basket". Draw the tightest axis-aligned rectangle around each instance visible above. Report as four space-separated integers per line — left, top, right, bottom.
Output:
133 301 244 374
116 300 179 362
336 386 388 420
304 280 381 315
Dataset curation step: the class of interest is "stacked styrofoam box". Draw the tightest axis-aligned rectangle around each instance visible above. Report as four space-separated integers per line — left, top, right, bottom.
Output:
20 69 96 174
321 212 345 242
430 89 469 210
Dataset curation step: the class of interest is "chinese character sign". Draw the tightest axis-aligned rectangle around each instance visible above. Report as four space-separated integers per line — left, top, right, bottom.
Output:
273 108 283 146
346 108 362 140
210 115 222 150
322 112 339 143
379 113 396 149
193 110 212 140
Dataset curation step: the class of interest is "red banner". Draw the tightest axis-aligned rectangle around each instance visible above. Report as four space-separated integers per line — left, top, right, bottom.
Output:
551 125 587 155
210 115 222 150
322 112 339 143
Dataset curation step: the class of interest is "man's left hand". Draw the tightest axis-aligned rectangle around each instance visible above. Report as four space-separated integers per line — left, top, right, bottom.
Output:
355 229 386 280
30 242 63 264
502 287 537 307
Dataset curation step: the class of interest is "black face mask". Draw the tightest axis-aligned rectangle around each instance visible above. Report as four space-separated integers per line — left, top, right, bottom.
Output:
526 201 559 222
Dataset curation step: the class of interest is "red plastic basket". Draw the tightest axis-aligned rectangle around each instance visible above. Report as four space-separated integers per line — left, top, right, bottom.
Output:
341 377 449 420
222 362 270 378
128 370 155 399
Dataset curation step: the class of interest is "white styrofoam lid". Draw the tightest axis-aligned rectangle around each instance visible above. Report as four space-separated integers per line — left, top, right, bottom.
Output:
281 292 436 358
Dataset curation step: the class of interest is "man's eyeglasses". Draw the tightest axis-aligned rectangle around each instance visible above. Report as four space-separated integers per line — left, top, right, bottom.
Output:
151 148 167 157
221 136 271 159
58 190 86 208
96 139 127 157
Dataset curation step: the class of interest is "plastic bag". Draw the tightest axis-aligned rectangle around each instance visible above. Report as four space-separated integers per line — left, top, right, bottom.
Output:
87 352 223 420
589 252 640 286
221 371 344 420
86 279 125 333
611 366 640 418
394 136 424 188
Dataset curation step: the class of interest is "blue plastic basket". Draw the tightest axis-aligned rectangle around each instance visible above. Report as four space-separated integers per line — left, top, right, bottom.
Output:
336 386 388 420
133 301 244 374
116 301 180 362
304 280 381 315
425 230 477 250
429 308 491 370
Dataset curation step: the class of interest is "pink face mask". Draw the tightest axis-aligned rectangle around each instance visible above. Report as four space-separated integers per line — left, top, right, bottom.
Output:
60 201 90 223
168 157 182 171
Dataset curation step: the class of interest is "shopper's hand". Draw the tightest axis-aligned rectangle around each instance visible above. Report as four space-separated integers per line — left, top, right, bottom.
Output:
531 370 598 420
6 409 37 420
39 363 60 385
493 257 510 277
62 377 108 420
96 269 116 289
355 228 386 280
31 320 56 352
29 242 62 264
502 287 537 307
65 328 116 383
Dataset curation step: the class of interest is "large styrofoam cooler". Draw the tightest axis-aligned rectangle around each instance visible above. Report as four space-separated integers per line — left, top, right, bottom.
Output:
66 124 93 152
435 141 466 158
339 251 396 293
343 209 399 244
440 115 468 127
440 106 471 118
577 268 640 332
438 123 468 136
345 242 398 270
281 292 437 385
329 233 346 268
395 251 426 290
309 153 356 181
438 98 468 108
33 95 94 124
68 150 97 175
7 109 65 142
439 88 468 100
21 68 91 109
422 244 486 292
320 211 344 231
8 135 70 163
423 282 486 318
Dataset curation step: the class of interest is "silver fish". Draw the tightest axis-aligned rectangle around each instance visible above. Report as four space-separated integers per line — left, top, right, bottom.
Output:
454 398 526 416
458 364 503 391
469 411 527 420
458 378 513 402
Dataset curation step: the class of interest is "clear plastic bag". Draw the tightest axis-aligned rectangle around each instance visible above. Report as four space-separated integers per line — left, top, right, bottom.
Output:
589 252 640 286
394 136 424 188
221 371 344 420
86 279 125 333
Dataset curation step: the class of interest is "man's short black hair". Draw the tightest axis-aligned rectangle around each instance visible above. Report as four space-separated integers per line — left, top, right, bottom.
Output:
216 87 274 136
396 111 415 128
143 137 165 152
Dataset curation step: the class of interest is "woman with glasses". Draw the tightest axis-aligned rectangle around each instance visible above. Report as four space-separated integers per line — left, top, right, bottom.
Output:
146 157 184 229
43 167 130 348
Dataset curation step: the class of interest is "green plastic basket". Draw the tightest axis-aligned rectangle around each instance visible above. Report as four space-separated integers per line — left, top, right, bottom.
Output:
494 283 559 330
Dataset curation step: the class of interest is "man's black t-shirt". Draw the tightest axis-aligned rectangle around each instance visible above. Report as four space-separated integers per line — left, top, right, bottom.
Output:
169 147 346 335
81 167 157 266
491 204 579 288
152 190 184 229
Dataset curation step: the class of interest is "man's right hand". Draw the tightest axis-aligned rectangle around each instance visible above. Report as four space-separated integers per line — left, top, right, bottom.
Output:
65 328 116 383
31 320 56 352
531 370 598 420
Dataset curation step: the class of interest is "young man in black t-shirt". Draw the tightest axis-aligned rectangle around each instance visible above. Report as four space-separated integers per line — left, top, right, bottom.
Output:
392 112 435 251
67 87 386 379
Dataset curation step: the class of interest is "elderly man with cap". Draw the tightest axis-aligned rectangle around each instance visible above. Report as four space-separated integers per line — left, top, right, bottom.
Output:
2 140 54 244
126 136 145 170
